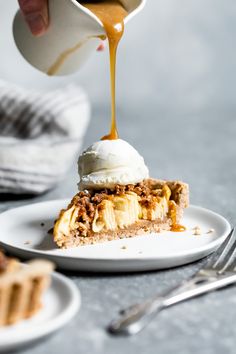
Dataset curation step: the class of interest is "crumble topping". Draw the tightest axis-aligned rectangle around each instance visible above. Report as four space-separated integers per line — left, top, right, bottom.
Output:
71 180 171 211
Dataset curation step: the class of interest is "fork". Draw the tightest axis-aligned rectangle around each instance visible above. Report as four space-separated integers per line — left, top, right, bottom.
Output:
108 228 236 335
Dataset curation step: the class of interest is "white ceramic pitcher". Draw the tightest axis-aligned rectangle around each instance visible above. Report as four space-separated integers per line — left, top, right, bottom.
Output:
13 0 146 76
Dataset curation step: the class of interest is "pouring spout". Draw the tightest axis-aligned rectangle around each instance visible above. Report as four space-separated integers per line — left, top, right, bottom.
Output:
122 0 147 24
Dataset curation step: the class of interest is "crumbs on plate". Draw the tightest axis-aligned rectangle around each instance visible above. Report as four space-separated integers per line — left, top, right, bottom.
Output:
121 245 127 250
192 226 215 236
207 228 215 234
192 226 202 236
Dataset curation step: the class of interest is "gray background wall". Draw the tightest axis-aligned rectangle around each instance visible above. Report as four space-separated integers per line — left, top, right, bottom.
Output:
0 0 235 208
1 0 236 109
1 3 236 354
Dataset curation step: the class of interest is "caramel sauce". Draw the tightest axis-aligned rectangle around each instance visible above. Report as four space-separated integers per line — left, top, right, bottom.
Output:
81 1 128 140
47 39 88 76
47 34 106 76
171 224 186 232
168 200 186 232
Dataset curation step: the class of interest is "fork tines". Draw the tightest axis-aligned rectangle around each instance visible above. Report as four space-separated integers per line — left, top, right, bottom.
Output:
205 228 236 274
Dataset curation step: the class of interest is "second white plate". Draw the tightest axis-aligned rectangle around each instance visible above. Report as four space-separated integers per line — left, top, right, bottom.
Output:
0 271 80 352
0 200 231 272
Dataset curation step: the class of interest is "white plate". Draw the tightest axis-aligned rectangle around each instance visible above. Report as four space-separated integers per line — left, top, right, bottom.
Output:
0 270 80 352
0 200 231 272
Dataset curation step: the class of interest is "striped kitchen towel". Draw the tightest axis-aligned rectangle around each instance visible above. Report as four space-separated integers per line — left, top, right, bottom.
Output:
0 81 90 194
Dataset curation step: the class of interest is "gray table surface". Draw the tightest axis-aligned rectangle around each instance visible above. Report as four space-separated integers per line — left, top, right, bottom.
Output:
1 102 236 354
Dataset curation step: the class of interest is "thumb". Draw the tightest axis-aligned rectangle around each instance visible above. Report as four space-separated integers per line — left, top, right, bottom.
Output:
18 0 49 36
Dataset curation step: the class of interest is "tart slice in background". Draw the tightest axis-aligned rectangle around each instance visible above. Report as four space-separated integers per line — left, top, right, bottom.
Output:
0 251 54 326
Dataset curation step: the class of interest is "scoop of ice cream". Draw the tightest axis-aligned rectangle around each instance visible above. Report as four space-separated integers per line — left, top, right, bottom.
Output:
78 139 149 190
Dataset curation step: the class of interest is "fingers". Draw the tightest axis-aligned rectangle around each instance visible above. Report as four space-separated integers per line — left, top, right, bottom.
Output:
97 41 106 51
18 0 49 36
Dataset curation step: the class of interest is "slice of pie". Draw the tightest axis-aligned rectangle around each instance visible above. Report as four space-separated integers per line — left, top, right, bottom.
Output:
0 251 54 326
53 179 189 248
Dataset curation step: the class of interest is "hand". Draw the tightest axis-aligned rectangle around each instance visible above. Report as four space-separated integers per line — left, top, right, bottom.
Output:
18 0 49 36
18 0 106 50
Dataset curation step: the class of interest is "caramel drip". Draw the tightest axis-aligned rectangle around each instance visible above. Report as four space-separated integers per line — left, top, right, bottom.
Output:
169 200 186 232
171 224 186 232
81 1 128 140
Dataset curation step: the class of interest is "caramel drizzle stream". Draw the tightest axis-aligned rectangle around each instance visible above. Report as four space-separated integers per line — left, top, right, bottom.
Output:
48 1 127 140
81 1 128 140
